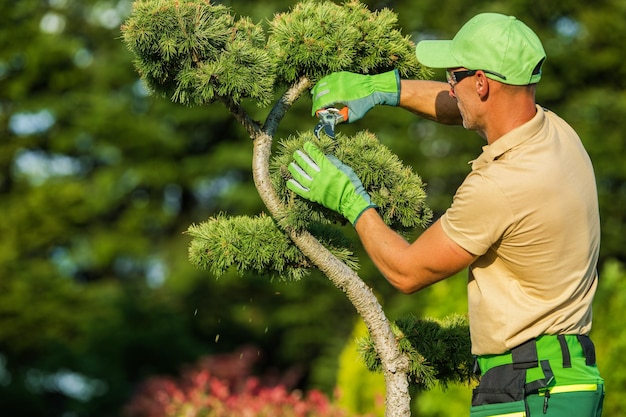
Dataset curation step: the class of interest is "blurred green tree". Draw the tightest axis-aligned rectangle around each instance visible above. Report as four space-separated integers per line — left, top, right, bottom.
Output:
2 0 626 416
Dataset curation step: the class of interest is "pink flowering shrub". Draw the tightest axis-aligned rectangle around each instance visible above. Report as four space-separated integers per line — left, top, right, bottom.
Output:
124 347 368 417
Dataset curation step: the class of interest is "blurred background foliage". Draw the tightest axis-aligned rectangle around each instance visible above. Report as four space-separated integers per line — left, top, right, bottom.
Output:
1 0 625 416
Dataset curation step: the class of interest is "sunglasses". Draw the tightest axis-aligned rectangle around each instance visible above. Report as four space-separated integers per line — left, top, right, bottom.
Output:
446 69 507 86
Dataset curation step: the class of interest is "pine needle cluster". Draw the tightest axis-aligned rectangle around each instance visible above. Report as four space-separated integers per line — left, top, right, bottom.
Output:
268 0 429 83
121 0 275 106
358 314 476 390
186 213 359 281
271 131 433 234
121 0 429 107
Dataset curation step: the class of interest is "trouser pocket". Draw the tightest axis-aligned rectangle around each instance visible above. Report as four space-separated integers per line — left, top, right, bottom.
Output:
472 364 526 406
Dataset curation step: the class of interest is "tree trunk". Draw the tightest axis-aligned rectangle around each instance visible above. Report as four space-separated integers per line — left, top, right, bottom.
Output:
228 77 412 417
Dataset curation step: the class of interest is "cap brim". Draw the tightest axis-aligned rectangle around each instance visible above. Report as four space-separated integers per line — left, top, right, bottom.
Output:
415 40 459 69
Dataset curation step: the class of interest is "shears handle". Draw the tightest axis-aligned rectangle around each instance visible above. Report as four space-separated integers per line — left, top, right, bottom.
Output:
315 107 349 123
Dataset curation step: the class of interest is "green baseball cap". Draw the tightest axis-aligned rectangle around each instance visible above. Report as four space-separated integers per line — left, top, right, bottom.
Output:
415 13 546 85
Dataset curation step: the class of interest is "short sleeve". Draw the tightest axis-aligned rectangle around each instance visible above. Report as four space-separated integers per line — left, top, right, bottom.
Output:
440 172 514 256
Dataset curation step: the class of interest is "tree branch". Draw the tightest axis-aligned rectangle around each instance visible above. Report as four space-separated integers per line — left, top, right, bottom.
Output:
219 96 262 139
263 77 312 137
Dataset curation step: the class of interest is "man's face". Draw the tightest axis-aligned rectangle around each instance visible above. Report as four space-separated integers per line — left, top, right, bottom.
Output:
446 68 481 131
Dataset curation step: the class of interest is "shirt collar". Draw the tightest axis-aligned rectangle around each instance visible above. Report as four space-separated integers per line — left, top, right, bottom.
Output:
471 105 546 170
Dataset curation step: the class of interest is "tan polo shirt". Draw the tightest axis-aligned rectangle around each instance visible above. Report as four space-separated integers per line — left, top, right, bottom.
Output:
440 106 600 356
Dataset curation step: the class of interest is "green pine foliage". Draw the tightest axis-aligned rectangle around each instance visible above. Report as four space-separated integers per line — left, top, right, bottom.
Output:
358 314 476 390
121 0 276 106
268 0 430 83
186 213 360 281
122 0 429 108
271 130 433 234
187 129 432 281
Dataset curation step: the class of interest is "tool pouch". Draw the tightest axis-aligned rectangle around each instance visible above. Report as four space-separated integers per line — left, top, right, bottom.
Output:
472 363 527 406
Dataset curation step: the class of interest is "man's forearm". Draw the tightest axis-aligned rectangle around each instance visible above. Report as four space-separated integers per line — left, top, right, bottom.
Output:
399 80 462 125
354 208 476 294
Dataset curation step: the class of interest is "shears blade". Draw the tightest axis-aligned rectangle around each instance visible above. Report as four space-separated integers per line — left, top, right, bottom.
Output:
313 107 348 139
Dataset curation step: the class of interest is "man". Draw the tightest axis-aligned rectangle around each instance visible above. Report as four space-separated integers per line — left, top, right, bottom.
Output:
287 13 604 417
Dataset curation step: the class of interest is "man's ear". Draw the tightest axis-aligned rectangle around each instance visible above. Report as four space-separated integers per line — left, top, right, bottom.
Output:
476 71 490 99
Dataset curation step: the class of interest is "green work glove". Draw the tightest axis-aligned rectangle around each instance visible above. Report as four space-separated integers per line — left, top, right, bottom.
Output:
287 142 376 225
311 69 400 122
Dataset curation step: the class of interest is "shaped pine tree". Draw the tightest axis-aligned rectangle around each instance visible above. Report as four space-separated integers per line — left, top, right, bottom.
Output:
122 1 474 415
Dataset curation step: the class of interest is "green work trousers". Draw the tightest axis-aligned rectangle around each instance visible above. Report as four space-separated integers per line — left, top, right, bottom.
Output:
470 335 604 417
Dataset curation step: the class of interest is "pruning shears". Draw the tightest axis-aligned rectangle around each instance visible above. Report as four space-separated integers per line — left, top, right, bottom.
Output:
313 107 349 139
